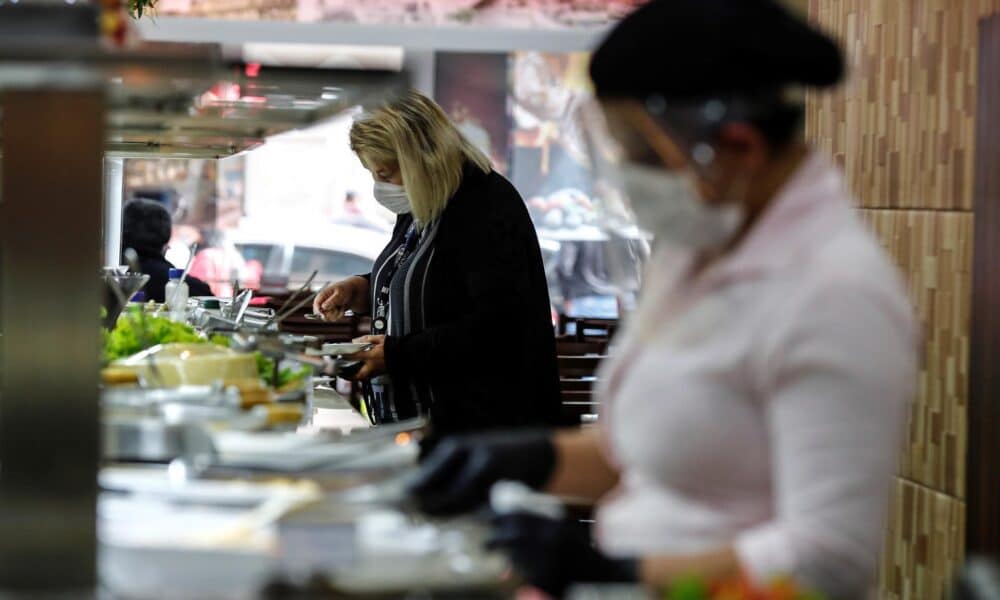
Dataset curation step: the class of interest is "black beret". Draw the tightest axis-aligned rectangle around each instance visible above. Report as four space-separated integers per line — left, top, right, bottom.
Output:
590 0 844 100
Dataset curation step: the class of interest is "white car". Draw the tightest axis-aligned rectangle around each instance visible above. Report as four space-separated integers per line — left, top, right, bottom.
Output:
229 223 391 290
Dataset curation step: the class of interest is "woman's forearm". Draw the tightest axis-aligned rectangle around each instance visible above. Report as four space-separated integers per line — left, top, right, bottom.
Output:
546 428 620 502
547 432 740 586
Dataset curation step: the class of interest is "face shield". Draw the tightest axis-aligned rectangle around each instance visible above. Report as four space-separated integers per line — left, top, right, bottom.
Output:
577 93 794 293
573 96 728 298
561 99 651 298
582 96 736 224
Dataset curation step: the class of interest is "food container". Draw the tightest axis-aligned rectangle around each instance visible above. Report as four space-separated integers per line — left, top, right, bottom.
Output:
113 343 258 387
102 415 216 462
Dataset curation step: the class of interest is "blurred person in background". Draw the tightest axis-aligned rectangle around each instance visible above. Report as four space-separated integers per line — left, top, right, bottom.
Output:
408 1 917 598
121 199 212 302
313 90 561 436
189 228 257 297
450 100 494 162
343 190 362 216
549 239 636 319
164 224 199 272
332 190 392 233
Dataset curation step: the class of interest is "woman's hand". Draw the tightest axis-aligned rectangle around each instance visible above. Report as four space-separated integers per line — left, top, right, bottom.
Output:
313 276 370 321
347 335 387 380
487 512 638 598
408 430 556 515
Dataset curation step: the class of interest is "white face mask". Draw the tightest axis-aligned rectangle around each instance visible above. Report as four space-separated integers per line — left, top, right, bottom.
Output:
373 181 411 215
619 162 744 251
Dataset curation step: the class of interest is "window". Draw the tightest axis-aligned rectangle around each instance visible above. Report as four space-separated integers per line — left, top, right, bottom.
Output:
235 243 278 270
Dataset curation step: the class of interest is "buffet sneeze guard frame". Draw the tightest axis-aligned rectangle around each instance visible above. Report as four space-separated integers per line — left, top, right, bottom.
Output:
0 8 409 589
0 68 104 591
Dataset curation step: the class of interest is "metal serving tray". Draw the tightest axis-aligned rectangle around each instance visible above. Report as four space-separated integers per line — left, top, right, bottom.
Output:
103 415 216 463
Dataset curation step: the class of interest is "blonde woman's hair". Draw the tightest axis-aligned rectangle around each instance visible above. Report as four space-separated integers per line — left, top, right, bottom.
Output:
350 90 492 226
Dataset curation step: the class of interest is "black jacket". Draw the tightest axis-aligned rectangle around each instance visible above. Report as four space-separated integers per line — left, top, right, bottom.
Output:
373 165 561 435
134 251 213 303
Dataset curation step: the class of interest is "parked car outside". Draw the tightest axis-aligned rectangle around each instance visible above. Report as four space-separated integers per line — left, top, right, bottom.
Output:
228 223 390 292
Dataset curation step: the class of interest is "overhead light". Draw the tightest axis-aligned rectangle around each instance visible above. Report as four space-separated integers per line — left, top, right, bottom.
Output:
240 43 404 72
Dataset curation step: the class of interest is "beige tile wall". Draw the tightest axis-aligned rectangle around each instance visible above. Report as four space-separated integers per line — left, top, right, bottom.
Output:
807 1 1000 597
807 0 1000 210
879 479 966 600
859 210 971 499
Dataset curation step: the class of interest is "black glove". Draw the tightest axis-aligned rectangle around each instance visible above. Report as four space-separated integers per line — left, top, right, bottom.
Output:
407 430 556 515
487 512 638 598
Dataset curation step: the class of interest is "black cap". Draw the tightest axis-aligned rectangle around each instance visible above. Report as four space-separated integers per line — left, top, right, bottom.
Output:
590 0 844 101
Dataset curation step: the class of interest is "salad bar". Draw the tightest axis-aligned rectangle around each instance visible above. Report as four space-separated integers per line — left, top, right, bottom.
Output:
0 16 512 596
95 271 521 598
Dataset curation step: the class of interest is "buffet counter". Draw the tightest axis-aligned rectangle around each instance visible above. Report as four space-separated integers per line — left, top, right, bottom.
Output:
98 383 514 599
92 283 516 598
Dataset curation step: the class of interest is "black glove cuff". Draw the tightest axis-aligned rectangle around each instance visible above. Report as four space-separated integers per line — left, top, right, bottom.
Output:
521 430 558 490
604 556 640 583
567 554 639 596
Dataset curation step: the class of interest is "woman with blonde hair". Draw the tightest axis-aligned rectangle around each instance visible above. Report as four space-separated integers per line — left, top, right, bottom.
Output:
314 90 561 435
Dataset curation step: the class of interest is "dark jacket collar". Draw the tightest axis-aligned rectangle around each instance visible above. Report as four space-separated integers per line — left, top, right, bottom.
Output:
448 160 491 210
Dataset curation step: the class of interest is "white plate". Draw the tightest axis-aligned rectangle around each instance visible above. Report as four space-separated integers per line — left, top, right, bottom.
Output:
305 342 372 356
211 430 418 472
99 466 317 506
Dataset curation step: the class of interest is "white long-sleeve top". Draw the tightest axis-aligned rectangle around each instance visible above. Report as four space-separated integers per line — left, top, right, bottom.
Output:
595 152 917 598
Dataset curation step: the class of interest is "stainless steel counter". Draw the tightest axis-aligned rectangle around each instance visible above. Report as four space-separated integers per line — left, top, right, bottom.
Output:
96 396 510 599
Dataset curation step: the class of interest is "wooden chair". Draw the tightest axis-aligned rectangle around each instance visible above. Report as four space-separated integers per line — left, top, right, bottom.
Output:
559 378 595 392
575 317 618 341
560 390 594 403
558 315 619 342
560 391 600 425
554 330 609 426
557 355 604 379
555 337 608 356
556 313 575 336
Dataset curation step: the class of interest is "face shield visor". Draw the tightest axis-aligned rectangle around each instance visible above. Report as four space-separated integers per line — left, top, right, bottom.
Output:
577 91 803 290
574 96 740 299
581 95 745 234
557 98 651 299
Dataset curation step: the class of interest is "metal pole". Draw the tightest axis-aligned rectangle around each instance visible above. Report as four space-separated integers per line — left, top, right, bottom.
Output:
104 157 125 267
0 85 104 591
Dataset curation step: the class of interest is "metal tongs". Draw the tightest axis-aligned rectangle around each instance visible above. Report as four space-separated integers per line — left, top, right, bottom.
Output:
199 270 309 335
262 270 322 329
228 288 254 326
